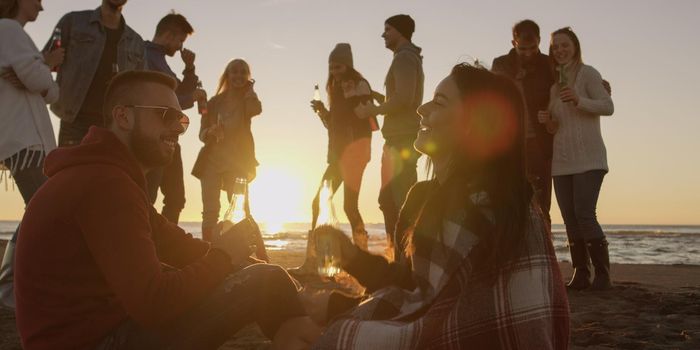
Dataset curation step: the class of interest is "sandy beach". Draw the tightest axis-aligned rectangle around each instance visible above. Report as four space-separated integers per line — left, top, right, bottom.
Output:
1 240 698 349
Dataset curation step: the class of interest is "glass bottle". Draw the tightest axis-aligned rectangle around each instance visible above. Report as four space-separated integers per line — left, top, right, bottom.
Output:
197 80 208 115
315 180 342 277
50 28 62 72
221 178 248 234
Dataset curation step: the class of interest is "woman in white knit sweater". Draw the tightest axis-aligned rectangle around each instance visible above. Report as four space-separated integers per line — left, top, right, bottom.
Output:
538 27 614 291
0 0 64 308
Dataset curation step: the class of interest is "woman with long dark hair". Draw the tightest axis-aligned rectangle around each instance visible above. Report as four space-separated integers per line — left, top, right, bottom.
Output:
292 43 377 276
300 64 569 348
538 27 615 291
0 0 63 308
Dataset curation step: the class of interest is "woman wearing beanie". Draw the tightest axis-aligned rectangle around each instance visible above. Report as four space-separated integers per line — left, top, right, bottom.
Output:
538 27 615 291
291 43 378 277
0 0 64 308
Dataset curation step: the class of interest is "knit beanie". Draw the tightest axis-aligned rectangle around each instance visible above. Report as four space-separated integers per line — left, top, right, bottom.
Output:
385 14 415 41
328 43 353 69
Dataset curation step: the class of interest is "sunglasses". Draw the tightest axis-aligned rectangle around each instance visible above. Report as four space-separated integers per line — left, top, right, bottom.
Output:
124 105 189 134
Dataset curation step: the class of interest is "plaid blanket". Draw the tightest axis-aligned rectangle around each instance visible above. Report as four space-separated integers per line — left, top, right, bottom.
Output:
313 183 569 349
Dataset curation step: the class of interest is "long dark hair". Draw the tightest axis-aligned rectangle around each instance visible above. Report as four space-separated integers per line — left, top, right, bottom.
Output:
409 64 533 270
325 66 365 108
0 0 20 19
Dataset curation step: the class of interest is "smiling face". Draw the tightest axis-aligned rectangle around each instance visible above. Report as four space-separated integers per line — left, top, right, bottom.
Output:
415 76 462 160
227 60 251 89
551 33 576 65
114 82 183 168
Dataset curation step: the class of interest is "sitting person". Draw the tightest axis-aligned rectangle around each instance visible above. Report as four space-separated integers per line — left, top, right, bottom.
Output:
303 64 570 349
14 70 319 350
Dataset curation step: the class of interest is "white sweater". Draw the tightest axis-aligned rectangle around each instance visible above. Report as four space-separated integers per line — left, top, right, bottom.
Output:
0 19 58 170
549 64 614 176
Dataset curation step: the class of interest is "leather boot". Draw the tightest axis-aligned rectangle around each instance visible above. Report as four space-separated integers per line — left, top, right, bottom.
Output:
288 230 319 278
566 239 591 290
587 238 612 291
0 241 16 308
352 229 369 252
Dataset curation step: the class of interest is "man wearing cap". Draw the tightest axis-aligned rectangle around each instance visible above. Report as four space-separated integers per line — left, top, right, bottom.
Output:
357 14 424 253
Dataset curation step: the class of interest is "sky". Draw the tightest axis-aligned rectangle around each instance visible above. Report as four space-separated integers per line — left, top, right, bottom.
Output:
2 0 699 226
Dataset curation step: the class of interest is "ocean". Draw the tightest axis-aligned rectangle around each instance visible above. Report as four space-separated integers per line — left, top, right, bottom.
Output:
1 221 698 265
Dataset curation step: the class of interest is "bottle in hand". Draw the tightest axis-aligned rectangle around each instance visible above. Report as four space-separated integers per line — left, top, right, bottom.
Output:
49 28 62 72
315 180 342 277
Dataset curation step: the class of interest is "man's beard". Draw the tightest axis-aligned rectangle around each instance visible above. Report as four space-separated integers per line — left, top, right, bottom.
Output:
130 126 172 169
105 0 127 11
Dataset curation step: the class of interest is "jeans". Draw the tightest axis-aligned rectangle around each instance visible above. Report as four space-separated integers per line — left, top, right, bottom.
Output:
312 137 370 233
526 137 553 226
94 264 306 350
553 170 606 241
146 144 186 224
378 138 420 246
58 118 98 146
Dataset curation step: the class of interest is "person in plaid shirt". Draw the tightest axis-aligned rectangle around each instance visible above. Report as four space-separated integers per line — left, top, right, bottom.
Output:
302 63 570 349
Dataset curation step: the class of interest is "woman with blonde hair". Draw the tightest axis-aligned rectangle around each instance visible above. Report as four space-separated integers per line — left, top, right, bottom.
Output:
192 59 264 259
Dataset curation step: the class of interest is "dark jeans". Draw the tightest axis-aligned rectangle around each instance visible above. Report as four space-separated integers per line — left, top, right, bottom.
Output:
553 170 606 241
146 144 186 224
526 138 553 227
95 264 306 350
4 150 48 242
58 117 99 146
379 138 420 246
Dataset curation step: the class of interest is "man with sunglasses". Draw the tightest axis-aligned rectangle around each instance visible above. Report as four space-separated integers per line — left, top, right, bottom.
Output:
144 11 207 224
14 71 319 350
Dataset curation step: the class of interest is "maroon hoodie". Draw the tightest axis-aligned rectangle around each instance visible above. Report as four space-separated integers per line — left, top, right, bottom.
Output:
15 127 233 350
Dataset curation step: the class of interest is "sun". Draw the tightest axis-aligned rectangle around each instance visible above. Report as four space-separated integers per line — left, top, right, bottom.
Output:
248 164 309 234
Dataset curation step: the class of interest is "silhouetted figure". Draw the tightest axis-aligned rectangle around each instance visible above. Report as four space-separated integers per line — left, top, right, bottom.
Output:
291 43 377 277
144 11 206 224
355 14 424 253
44 0 145 147
14 71 319 350
540 27 615 291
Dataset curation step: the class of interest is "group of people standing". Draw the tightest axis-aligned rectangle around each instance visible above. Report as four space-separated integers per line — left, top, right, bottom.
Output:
1 0 616 348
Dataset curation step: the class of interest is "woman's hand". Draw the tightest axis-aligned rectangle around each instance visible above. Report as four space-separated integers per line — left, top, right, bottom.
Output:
1 69 25 90
313 225 359 267
537 110 551 124
559 87 579 106
310 100 327 115
206 123 224 141
43 47 65 70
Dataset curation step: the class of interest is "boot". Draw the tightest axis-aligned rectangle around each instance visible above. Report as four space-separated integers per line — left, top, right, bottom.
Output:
0 241 16 309
352 229 369 252
288 230 319 279
587 238 612 291
566 239 591 290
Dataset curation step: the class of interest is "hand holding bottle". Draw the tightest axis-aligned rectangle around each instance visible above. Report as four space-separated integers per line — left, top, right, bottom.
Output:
43 47 65 70
210 217 257 265
313 225 359 268
559 87 579 106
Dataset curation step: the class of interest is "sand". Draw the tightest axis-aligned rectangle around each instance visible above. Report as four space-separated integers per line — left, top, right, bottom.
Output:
1 241 699 349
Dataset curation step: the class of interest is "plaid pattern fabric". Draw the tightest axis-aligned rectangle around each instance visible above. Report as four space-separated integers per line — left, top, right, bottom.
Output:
313 187 569 349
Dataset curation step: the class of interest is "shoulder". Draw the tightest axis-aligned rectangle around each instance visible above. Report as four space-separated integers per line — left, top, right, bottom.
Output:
0 19 21 34
355 79 371 95
579 64 603 81
492 54 510 66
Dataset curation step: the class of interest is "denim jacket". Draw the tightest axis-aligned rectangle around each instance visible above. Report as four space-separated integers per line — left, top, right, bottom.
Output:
44 8 145 122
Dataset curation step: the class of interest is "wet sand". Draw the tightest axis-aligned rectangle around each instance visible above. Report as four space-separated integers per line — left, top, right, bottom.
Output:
1 241 699 349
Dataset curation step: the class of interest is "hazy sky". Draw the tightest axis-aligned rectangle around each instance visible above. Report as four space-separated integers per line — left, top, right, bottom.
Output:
2 0 699 226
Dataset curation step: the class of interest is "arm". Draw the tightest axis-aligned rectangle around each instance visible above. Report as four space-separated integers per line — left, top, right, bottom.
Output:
244 91 262 118
376 51 418 116
175 67 198 110
343 248 414 293
76 177 232 328
2 23 58 103
198 97 217 143
577 66 614 116
42 14 71 54
149 207 211 268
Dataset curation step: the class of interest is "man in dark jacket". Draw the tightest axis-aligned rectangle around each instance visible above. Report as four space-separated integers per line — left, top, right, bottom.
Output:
144 12 206 224
14 71 319 350
357 14 424 252
492 19 555 226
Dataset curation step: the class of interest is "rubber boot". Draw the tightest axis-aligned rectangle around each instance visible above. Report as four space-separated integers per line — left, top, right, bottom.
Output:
287 230 319 279
566 239 591 290
352 229 369 252
587 238 613 291
0 241 16 309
